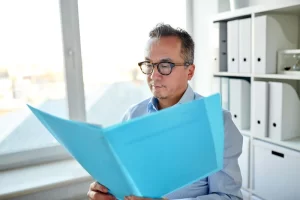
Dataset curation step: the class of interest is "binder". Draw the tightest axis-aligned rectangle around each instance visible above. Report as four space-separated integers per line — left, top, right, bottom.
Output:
227 20 239 72
268 82 300 141
213 22 227 72
238 18 251 73
241 189 250 200
254 15 299 74
253 81 269 138
221 77 229 110
238 135 250 188
229 79 251 130
212 77 221 95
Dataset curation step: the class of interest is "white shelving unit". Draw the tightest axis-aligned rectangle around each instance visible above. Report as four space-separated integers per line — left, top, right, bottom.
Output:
211 2 300 200
214 72 300 80
213 72 251 78
253 74 300 80
253 136 300 152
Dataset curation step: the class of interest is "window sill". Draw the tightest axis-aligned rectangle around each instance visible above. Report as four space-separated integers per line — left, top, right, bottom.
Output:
0 159 93 199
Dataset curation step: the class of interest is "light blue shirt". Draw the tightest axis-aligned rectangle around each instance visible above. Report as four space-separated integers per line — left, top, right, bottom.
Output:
121 84 243 200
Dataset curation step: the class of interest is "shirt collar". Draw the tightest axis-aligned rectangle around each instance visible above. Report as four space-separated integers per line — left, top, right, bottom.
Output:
147 84 195 113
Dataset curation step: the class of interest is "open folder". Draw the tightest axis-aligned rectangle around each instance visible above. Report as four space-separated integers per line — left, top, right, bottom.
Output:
27 93 224 200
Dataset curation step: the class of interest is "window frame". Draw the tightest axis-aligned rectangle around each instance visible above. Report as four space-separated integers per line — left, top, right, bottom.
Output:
0 0 86 171
0 144 72 171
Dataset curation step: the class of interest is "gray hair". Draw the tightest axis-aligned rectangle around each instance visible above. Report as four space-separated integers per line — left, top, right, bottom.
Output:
149 23 195 65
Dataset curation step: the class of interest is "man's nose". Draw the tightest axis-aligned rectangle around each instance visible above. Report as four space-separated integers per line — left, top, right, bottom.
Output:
150 66 162 80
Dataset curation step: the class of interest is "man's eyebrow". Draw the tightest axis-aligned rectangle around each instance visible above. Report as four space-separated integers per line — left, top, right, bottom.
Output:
144 57 174 62
160 58 173 62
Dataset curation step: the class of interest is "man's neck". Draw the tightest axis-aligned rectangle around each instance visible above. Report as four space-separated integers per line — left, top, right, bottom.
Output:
157 98 181 110
157 87 187 110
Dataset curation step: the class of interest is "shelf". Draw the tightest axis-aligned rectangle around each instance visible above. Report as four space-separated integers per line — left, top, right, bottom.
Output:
211 2 300 197
214 73 300 80
241 187 252 193
253 136 300 152
278 49 300 54
240 130 251 137
212 6 253 22
257 2 300 15
253 74 300 80
213 72 251 78
251 191 264 199
213 1 300 22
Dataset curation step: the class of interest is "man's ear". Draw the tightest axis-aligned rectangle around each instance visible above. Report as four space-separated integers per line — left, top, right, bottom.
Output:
187 64 195 80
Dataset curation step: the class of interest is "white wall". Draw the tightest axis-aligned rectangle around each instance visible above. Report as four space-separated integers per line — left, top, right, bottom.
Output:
191 0 218 96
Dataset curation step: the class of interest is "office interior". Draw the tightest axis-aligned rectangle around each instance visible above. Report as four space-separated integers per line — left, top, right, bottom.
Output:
1 0 300 200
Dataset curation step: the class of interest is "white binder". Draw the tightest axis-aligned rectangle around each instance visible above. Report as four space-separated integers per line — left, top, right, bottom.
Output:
212 77 221 95
221 77 229 110
213 22 227 72
254 15 299 74
227 20 239 73
229 79 250 130
268 82 300 141
238 135 250 189
238 18 251 73
241 189 250 200
253 81 269 138
212 48 219 73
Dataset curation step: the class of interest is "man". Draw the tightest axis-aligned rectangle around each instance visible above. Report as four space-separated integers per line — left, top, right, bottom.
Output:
87 23 243 200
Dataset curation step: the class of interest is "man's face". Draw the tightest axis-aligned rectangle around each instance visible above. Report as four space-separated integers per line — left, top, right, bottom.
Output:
145 36 195 100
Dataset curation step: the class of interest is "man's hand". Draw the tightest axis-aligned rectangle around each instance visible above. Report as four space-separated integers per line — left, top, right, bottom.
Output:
124 195 167 200
87 182 116 200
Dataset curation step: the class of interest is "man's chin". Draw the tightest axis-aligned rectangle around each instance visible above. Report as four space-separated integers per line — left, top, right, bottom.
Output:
153 92 168 100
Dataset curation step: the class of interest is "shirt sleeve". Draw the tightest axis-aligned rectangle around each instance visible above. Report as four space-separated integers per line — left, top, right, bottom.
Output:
169 110 243 200
120 105 135 122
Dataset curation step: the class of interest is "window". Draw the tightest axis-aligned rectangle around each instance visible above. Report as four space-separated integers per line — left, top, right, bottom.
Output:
78 0 186 127
0 0 187 170
0 0 67 162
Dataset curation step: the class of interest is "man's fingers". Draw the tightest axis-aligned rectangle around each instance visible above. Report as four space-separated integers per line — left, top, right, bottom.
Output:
87 191 115 200
124 195 142 200
90 182 108 193
87 191 102 200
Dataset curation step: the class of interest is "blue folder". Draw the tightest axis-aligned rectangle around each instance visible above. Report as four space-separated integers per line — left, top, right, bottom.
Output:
27 93 224 200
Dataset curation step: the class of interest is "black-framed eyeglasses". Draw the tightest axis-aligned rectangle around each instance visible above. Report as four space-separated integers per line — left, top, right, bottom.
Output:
138 61 190 75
